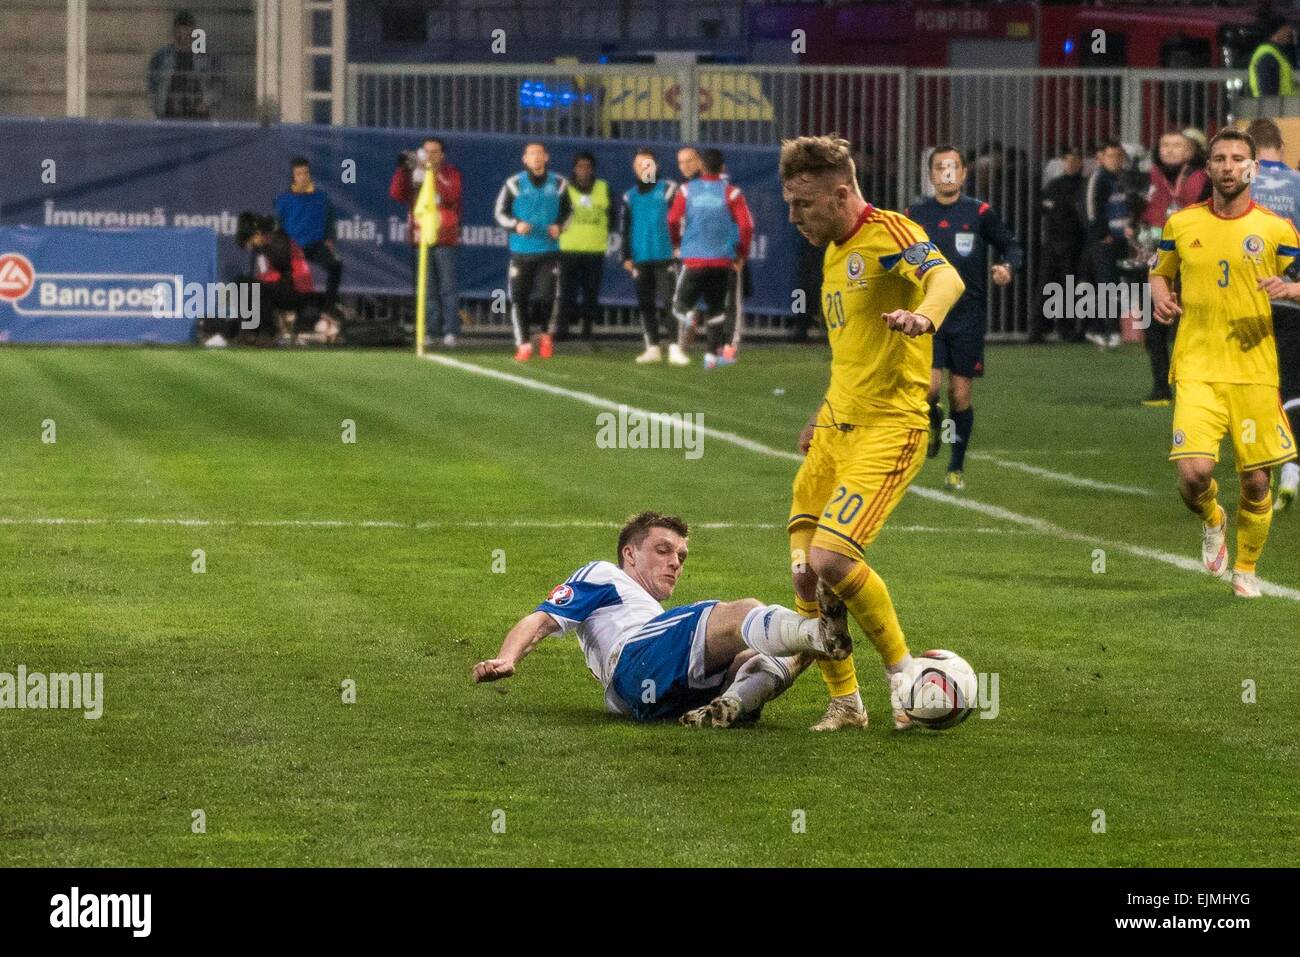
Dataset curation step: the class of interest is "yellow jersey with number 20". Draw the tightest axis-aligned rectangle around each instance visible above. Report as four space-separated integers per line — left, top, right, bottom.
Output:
820 205 961 428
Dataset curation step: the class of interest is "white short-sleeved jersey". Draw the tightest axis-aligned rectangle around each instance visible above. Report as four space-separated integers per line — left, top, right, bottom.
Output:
534 560 664 712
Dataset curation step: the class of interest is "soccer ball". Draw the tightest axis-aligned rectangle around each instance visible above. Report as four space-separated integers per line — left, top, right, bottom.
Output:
899 650 978 730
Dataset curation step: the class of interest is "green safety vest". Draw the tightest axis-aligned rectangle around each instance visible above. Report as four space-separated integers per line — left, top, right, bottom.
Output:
559 180 610 253
1249 42 1295 96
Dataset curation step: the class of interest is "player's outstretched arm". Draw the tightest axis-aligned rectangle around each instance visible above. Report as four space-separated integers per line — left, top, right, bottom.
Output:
884 264 965 337
473 611 560 683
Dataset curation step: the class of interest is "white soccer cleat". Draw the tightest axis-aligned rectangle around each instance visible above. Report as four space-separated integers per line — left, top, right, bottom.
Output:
1275 463 1299 512
203 334 228 348
1084 332 1107 350
1231 571 1262 598
635 344 662 364
889 669 916 731
442 333 457 347
1201 511 1228 577
667 343 691 366
1106 332 1122 350
809 696 869 732
680 695 744 728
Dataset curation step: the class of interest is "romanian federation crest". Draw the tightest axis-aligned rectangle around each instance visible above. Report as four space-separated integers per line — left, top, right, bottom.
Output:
846 251 866 281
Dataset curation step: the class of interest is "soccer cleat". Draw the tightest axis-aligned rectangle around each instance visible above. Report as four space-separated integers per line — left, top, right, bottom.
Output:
538 333 554 359
1202 511 1228 577
442 333 457 348
927 402 945 458
889 669 917 731
1275 463 1299 512
945 470 965 492
1084 332 1107 350
667 343 691 366
680 694 744 728
809 697 869 732
1231 571 1262 598
635 344 662 364
1106 333 1122 350
203 334 228 348
514 342 533 362
814 578 853 661
703 352 718 370
721 344 738 361
1276 485 1296 513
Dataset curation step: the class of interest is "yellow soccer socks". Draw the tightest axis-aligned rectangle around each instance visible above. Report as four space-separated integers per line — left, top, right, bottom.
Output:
829 561 910 670
796 593 859 698
1235 492 1273 574
1190 478 1224 527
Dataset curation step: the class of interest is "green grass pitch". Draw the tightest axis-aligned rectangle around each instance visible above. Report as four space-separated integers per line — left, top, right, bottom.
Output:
1 342 1297 866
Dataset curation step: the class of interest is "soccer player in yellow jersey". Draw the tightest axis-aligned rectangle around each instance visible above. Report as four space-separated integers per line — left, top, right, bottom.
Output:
779 136 966 730
1149 128 1300 598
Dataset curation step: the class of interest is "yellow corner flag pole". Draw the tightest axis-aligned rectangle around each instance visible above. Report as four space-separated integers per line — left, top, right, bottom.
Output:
415 241 429 357
412 167 441 357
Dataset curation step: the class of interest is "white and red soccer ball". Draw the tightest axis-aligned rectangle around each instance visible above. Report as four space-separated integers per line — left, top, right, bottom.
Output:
899 649 978 730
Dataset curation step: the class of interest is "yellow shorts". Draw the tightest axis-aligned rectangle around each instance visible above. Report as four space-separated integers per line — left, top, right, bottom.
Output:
1169 380 1297 472
788 419 926 560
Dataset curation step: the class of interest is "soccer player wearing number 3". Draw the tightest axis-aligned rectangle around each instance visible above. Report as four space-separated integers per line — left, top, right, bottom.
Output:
780 137 965 731
1149 128 1300 598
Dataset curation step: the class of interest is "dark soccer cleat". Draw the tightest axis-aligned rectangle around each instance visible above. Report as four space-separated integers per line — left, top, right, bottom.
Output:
815 578 853 661
927 402 945 458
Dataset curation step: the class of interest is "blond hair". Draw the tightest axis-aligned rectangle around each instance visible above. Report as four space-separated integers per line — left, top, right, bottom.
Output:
779 135 857 185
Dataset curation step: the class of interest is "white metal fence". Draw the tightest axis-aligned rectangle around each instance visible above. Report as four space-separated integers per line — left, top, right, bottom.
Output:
349 64 1247 340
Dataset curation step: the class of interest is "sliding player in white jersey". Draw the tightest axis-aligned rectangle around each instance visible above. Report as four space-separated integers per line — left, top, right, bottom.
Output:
472 511 850 726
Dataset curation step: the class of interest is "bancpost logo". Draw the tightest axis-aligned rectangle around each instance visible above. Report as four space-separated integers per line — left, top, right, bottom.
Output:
0 251 187 318
0 253 35 301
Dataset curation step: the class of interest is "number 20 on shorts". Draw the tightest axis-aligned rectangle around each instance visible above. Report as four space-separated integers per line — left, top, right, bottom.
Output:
824 485 864 526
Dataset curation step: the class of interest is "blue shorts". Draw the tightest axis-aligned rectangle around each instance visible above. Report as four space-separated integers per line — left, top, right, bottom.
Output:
610 600 723 721
933 305 986 378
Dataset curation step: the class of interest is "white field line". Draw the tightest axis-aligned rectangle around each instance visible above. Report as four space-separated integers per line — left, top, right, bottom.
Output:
967 451 1155 497
421 353 1300 603
0 516 1027 536
980 448 1103 456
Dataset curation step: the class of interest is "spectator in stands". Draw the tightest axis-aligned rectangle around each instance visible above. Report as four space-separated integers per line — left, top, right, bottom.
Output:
1081 140 1133 350
1037 146 1089 343
390 137 463 347
275 157 342 315
677 146 702 182
668 147 754 368
1249 13 1297 97
556 152 613 342
1138 130 1211 406
1182 127 1208 171
719 159 754 352
231 212 318 344
620 149 685 365
147 10 221 119
494 141 571 361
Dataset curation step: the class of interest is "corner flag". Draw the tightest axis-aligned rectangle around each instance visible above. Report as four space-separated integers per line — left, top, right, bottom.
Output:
413 170 441 356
